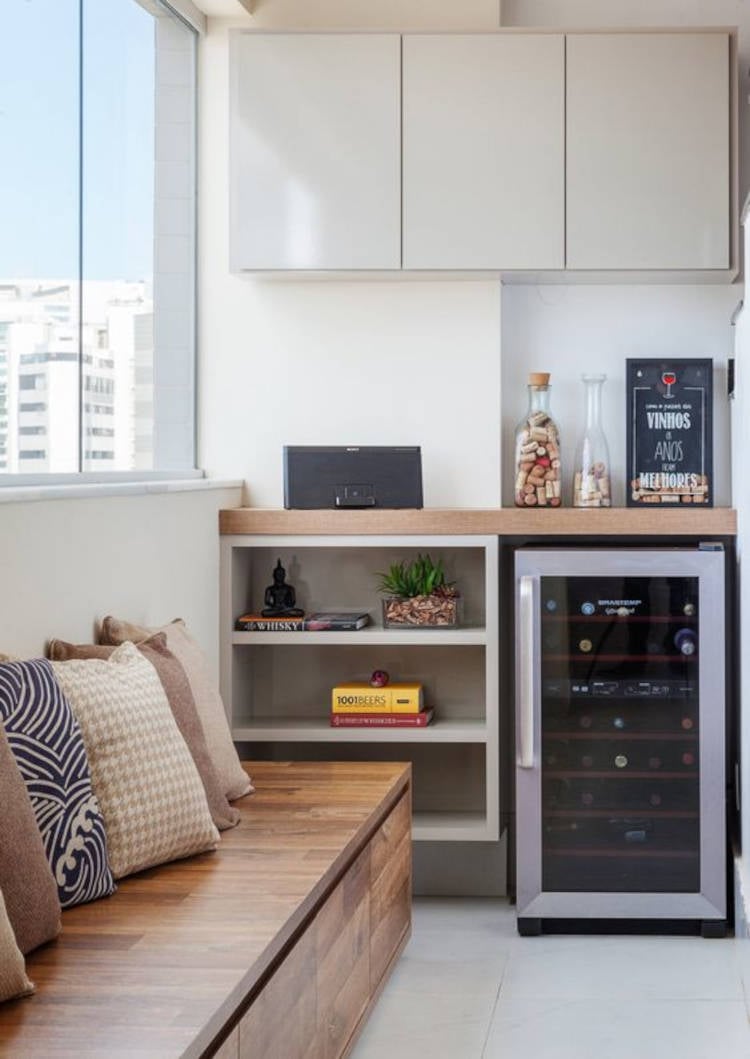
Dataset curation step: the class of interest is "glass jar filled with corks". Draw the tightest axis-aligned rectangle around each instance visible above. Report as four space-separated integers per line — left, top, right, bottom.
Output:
513 372 562 508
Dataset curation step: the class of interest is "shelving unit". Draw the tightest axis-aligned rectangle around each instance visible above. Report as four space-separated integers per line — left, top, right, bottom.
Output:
220 534 499 843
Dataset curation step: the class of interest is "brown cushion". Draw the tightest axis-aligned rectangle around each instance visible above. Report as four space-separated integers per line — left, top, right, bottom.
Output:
52 643 220 879
49 636 240 832
0 723 61 954
100 617 252 801
0 887 34 1002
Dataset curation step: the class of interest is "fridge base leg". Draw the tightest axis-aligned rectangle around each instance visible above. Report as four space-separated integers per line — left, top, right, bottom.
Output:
517 917 542 937
701 920 728 939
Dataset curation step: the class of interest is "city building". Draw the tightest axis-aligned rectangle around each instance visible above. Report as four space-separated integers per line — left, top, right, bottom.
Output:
0 281 152 473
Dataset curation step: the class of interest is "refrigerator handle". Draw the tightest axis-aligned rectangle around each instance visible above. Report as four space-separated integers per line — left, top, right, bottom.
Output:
518 574 536 769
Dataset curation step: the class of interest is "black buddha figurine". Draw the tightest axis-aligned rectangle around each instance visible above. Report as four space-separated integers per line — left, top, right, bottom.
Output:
261 558 304 618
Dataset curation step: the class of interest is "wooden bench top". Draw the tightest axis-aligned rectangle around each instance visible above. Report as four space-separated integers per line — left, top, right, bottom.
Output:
0 760 411 1059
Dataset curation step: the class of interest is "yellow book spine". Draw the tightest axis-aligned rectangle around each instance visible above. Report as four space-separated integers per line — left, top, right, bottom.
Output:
331 684 423 714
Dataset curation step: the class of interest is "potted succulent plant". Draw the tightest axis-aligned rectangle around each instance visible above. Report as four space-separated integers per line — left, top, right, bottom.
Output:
377 554 460 628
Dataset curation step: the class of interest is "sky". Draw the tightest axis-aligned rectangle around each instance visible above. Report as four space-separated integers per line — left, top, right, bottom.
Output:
0 0 156 281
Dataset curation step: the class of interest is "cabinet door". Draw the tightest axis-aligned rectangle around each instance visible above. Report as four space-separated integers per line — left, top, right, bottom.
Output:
402 34 565 270
230 33 400 271
566 33 730 270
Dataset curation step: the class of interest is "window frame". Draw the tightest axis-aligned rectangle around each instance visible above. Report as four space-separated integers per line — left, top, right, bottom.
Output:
0 0 201 489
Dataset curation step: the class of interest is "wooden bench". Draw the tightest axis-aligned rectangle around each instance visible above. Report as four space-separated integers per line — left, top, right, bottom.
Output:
0 760 412 1058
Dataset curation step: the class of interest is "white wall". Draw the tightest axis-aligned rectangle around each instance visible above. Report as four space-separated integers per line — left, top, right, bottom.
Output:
198 4 505 508
0 485 241 674
502 285 737 506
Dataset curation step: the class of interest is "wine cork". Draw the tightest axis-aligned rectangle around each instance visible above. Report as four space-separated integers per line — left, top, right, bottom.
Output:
528 372 550 387
573 461 611 509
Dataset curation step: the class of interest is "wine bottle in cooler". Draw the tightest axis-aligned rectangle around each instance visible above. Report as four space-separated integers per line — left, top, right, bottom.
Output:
674 627 697 656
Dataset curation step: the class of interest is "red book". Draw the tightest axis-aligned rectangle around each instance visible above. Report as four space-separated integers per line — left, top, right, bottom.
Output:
330 709 434 728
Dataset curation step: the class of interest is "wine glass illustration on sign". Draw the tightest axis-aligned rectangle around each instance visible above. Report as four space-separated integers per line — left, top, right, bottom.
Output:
662 371 677 398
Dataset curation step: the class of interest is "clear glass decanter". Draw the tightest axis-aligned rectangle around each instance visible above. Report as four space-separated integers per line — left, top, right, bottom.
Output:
513 373 561 508
573 374 611 508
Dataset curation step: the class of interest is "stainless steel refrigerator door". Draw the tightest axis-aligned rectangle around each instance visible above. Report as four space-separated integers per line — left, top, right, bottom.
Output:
515 548 725 920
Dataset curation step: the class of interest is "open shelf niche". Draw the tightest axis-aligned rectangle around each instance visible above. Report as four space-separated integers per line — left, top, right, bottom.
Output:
220 534 499 843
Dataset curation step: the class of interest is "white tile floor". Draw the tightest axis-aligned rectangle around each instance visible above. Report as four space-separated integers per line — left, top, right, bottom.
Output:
351 899 750 1059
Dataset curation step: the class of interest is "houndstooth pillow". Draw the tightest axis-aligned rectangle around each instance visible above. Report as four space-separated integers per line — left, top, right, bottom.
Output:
53 643 219 879
100 617 252 802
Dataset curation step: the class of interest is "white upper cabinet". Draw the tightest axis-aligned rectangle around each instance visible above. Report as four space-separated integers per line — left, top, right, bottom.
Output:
230 33 401 270
566 33 731 271
402 34 565 270
229 29 735 278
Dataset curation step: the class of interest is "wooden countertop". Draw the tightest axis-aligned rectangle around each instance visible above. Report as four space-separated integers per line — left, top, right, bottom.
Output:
0 761 411 1059
219 507 737 537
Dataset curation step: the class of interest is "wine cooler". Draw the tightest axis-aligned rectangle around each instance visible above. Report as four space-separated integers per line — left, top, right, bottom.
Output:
514 548 726 935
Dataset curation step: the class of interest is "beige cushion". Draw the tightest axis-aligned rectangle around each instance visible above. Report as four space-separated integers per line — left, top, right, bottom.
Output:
0 725 61 954
100 617 252 801
52 643 220 879
48 636 240 832
0 887 34 1003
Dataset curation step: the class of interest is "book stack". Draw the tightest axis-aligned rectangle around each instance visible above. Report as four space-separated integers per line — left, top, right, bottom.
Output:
235 611 370 632
330 682 434 728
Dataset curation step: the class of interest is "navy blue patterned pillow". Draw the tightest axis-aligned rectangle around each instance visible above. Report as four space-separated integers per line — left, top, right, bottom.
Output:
0 659 115 908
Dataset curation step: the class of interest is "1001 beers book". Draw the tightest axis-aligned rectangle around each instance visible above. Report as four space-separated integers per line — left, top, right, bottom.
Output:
331 682 423 714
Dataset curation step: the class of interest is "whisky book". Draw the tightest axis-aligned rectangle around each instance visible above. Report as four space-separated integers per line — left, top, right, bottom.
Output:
331 682 423 714
330 708 434 728
235 614 304 631
234 614 304 631
235 611 370 632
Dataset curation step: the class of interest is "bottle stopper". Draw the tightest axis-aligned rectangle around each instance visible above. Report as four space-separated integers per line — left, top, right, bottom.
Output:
528 372 551 387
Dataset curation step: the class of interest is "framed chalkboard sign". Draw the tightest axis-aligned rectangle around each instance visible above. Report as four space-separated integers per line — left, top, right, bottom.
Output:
626 358 713 507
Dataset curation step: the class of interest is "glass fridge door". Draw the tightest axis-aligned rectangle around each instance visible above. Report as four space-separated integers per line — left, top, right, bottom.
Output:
540 575 700 893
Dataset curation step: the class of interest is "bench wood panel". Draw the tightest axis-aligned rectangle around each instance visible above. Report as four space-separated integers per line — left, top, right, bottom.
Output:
239 792 413 1059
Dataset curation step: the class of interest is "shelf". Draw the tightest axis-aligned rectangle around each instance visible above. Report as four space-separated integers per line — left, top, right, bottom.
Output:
219 506 737 537
545 770 697 780
232 625 488 646
542 615 697 624
544 732 698 741
545 848 698 859
545 654 696 663
412 811 492 842
221 532 501 853
232 717 488 743
544 809 699 819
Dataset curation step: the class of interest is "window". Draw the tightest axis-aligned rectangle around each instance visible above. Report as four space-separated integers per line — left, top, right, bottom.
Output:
0 0 196 479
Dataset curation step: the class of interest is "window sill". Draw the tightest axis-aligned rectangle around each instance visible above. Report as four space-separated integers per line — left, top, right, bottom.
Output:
0 477 243 505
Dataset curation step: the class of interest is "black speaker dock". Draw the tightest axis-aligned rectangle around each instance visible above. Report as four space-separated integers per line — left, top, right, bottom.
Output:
283 446 423 510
